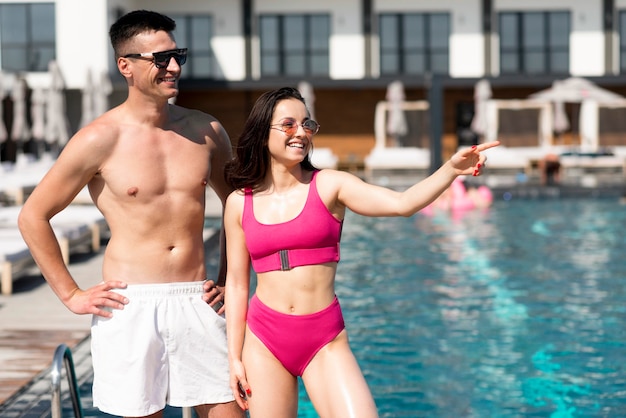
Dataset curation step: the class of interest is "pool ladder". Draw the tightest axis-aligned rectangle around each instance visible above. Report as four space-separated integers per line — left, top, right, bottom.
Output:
51 343 194 418
51 344 83 418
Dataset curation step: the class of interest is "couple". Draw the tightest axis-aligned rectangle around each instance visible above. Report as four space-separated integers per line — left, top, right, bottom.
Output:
19 9 498 418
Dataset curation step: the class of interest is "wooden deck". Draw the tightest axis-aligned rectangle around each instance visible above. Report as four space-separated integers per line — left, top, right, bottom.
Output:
0 329 87 405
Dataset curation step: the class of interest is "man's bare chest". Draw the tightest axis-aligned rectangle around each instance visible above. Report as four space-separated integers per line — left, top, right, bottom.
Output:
98 141 211 200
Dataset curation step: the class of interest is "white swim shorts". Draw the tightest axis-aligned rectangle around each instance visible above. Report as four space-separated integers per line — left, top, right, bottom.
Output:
90 281 233 417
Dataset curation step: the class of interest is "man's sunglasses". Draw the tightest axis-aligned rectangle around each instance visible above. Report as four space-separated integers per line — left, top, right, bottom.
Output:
270 118 320 137
123 48 188 69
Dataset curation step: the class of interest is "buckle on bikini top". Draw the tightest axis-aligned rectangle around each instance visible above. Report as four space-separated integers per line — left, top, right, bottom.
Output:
279 250 290 271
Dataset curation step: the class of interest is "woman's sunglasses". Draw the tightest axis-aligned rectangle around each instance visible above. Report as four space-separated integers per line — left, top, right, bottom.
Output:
270 118 320 137
123 48 188 69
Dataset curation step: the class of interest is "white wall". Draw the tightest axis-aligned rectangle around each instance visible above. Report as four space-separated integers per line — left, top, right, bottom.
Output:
56 0 111 89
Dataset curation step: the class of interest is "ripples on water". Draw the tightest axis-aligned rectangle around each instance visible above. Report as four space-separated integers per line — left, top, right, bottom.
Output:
293 198 626 417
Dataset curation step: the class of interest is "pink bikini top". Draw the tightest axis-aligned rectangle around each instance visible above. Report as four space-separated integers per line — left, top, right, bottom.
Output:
242 171 342 273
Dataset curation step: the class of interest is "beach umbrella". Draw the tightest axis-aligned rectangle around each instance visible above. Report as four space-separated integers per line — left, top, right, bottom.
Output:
45 61 70 148
79 69 95 128
30 87 46 156
93 70 112 117
30 87 46 141
10 77 30 151
470 79 492 137
0 72 7 143
297 81 316 121
385 80 408 146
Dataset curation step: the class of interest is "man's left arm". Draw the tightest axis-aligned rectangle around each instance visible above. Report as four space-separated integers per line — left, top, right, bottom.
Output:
203 118 235 312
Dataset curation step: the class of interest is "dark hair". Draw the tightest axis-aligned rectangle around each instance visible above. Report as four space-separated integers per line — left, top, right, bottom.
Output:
109 10 176 57
225 87 317 191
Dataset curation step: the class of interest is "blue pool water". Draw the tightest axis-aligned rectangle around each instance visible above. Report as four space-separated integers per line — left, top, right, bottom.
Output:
80 198 626 417
294 198 626 417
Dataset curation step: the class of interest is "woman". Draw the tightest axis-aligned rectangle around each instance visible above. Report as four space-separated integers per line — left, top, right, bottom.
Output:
224 87 499 417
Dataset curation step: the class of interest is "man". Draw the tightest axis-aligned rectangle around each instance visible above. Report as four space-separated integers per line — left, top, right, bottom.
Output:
19 10 243 418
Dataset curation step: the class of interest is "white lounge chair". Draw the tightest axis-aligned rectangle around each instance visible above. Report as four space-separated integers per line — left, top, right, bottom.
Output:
364 147 430 177
0 157 55 205
364 99 431 178
311 147 339 169
0 205 107 295
0 228 37 296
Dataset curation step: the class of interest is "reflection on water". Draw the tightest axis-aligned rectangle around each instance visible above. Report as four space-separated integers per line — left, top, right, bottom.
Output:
294 199 626 417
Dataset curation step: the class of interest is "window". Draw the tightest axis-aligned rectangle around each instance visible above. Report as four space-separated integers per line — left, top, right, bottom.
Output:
170 14 214 78
499 11 570 75
0 3 55 72
379 13 449 76
259 14 330 77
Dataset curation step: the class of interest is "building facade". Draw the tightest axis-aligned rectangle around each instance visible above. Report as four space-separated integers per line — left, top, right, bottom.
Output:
1 0 626 165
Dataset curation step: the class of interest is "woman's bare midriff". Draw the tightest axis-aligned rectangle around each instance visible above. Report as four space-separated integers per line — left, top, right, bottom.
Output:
254 263 337 315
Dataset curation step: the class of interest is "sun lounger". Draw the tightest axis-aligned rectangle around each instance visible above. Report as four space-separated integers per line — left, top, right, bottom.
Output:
0 228 37 296
364 98 431 177
559 153 625 177
49 205 108 252
311 147 339 169
0 157 55 205
364 147 431 177
0 205 107 295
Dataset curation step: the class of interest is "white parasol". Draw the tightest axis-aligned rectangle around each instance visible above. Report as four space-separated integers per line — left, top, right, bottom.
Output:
297 81 316 121
93 70 112 117
79 69 95 128
30 87 46 142
10 77 30 147
385 80 408 146
470 79 492 137
45 61 70 148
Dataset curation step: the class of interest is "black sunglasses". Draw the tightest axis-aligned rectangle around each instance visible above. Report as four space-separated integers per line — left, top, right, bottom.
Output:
123 48 188 69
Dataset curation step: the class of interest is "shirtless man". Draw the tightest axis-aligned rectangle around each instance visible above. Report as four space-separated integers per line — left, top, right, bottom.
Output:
18 10 243 418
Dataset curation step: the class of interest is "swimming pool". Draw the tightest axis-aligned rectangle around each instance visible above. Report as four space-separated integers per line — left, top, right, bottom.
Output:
76 198 626 417
293 198 626 417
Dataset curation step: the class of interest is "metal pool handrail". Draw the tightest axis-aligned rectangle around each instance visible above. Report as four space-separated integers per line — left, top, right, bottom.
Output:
51 343 84 418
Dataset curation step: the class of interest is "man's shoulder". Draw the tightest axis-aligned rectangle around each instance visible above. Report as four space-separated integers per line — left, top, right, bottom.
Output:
171 104 218 124
73 116 120 146
170 105 229 145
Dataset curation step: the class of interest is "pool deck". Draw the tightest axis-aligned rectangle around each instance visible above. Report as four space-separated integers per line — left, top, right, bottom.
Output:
0 177 624 416
0 247 105 415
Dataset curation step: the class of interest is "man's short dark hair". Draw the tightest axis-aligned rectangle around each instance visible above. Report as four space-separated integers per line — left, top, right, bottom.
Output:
109 10 176 57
